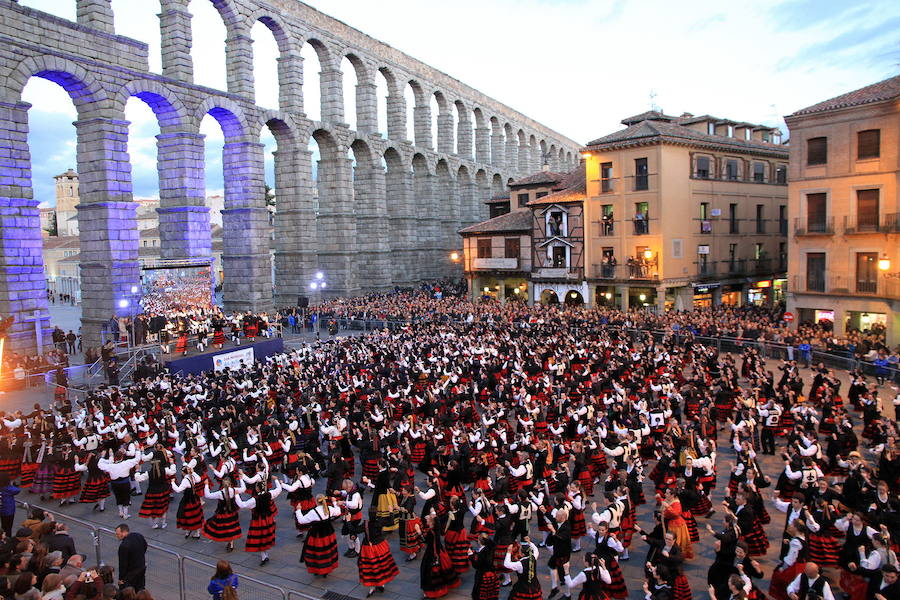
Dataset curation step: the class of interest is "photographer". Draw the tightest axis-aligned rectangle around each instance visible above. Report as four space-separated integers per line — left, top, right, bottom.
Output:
65 569 104 600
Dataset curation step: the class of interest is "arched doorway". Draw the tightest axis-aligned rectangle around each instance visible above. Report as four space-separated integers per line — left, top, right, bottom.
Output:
564 290 584 306
540 289 559 305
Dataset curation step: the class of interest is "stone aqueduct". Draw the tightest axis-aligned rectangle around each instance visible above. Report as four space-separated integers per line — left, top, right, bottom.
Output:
0 0 580 352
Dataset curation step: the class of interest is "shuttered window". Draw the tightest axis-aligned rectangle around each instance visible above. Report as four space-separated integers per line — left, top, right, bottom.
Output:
857 129 880 159
856 189 879 230
806 193 826 231
807 137 827 165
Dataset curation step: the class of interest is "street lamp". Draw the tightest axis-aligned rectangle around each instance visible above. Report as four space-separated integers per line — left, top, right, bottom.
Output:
450 251 460 263
878 255 900 278
310 274 327 337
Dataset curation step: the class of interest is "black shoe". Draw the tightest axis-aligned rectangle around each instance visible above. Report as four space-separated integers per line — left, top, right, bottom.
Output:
347 550 359 558
377 587 384 594
226 544 234 553
367 590 375 598
260 557 269 566
92 504 100 512
548 587 559 599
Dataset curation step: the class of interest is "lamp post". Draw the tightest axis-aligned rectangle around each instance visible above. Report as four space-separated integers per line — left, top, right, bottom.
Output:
309 272 326 338
878 254 900 278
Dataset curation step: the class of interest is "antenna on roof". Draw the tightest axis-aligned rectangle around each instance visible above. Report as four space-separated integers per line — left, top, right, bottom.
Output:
649 89 660 113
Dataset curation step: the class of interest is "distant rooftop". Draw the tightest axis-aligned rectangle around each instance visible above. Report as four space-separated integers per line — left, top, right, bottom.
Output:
788 74 900 117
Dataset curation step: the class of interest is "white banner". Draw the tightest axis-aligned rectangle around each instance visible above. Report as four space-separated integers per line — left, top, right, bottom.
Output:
213 346 255 372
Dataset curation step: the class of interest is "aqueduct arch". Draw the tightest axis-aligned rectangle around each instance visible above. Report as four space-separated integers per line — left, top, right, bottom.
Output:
0 0 580 352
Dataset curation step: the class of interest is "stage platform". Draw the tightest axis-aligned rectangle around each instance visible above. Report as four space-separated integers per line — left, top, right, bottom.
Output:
164 337 284 375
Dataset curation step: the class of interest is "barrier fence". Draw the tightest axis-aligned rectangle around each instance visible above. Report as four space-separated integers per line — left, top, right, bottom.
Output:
15 501 319 600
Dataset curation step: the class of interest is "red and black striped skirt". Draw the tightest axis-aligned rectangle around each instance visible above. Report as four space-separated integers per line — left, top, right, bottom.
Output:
603 560 627 599
203 510 242 542
684 512 700 543
301 531 339 575
807 533 839 567
474 570 499 600
571 510 587 539
400 517 424 554
19 462 38 488
444 528 471 574
245 514 277 552
138 488 172 519
176 497 204 531
362 458 379 480
769 562 804 600
359 539 399 587
692 493 712 515
52 468 81 499
79 475 110 503
673 574 692 600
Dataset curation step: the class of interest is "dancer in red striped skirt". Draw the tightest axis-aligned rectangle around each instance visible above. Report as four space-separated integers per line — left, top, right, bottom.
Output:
297 495 343 577
75 452 109 512
172 466 203 539
244 478 282 566
358 516 399 597
203 479 251 552
52 448 80 505
136 450 176 529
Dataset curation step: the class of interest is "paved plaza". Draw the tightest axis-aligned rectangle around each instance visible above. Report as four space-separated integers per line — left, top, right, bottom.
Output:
6 352 888 600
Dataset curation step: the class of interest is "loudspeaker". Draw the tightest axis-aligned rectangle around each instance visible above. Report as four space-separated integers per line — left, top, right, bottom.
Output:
297 296 309 308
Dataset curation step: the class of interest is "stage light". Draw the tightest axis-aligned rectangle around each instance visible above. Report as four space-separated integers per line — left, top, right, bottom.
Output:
118 299 129 308
315 272 324 280
130 286 138 294
310 282 318 290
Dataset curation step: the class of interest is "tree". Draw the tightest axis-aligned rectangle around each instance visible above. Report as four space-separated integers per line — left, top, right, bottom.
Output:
45 211 58 237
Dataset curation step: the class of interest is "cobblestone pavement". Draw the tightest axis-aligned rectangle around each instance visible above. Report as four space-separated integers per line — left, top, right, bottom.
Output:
8 357 891 600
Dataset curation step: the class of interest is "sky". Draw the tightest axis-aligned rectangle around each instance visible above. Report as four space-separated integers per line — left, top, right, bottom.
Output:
16 0 900 207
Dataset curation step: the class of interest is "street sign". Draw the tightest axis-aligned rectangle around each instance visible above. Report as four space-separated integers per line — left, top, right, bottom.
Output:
783 311 794 323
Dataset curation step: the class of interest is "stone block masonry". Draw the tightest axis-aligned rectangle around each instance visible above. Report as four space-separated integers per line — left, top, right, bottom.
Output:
0 0 580 353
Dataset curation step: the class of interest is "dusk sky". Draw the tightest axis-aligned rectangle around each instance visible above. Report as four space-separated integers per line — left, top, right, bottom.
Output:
17 0 900 206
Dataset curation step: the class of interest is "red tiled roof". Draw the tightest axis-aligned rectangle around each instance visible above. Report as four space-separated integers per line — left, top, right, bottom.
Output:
459 209 532 235
529 164 586 205
509 171 568 187
789 75 900 117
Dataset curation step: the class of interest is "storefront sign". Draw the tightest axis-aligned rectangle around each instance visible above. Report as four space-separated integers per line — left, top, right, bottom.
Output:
691 282 720 289
213 346 255 371
755 280 772 288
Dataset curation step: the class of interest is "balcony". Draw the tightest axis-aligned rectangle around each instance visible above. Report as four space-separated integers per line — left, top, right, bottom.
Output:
699 220 712 234
792 275 899 299
751 258 772 274
472 257 519 270
534 267 581 280
844 214 900 234
598 218 615 236
794 217 834 236
601 178 614 193
724 259 746 276
695 261 717 279
592 263 659 281
632 218 650 235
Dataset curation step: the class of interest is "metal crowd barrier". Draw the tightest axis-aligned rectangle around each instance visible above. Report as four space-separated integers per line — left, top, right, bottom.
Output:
13 501 317 600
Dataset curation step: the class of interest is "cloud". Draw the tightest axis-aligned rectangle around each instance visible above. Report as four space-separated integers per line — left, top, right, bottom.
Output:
777 15 900 71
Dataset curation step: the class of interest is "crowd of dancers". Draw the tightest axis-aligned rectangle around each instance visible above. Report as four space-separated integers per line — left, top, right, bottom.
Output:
0 297 898 600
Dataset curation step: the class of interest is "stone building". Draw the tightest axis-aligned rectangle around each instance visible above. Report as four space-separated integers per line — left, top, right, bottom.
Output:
581 111 789 310
0 0 579 352
784 75 900 346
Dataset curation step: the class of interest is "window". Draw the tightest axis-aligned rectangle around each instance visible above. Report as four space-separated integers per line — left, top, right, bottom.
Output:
601 204 614 235
517 192 529 207
775 164 787 184
725 159 738 181
754 243 764 260
535 191 548 199
856 252 878 293
634 158 648 191
672 239 683 259
778 242 786 270
857 129 880 159
729 203 739 234
707 122 716 135
551 246 567 268
856 189 879 231
601 162 613 192
696 156 710 179
806 193 827 232
634 201 649 234
700 202 711 234
600 247 616 277
477 238 492 258
753 162 766 183
504 237 520 259
779 205 787 235
807 137 827 165
727 125 734 137
548 211 565 236
744 129 751 141
143 240 147 248
756 204 765 233
700 202 709 220
806 253 825 292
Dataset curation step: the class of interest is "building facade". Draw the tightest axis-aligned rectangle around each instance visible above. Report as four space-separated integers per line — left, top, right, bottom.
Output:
784 75 900 347
459 209 533 302
581 111 789 310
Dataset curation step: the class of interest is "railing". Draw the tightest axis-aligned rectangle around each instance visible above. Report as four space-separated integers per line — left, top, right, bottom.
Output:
14 501 311 600
696 261 717 278
751 258 771 274
598 219 615 236
724 259 746 276
632 218 650 235
844 213 900 234
592 263 659 281
794 217 834 236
